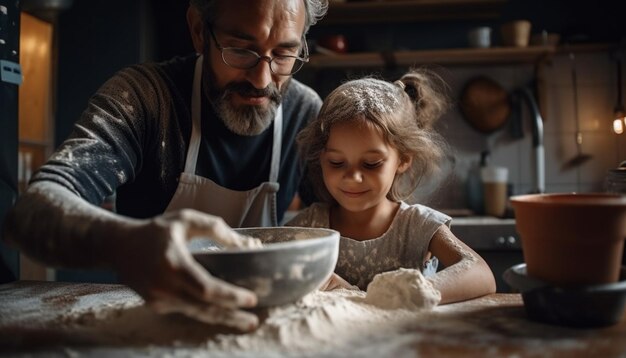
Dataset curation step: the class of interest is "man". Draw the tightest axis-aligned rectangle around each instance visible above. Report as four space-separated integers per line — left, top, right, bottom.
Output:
2 0 327 331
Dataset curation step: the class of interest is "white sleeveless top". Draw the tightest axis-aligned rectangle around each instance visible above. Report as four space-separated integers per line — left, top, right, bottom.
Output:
286 201 451 290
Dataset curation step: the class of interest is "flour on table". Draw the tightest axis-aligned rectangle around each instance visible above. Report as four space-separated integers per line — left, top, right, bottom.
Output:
208 287 423 356
2 280 591 358
365 268 441 310
205 269 441 356
37 271 438 357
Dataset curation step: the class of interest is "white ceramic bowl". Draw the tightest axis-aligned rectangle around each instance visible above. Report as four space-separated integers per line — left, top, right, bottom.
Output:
189 227 340 307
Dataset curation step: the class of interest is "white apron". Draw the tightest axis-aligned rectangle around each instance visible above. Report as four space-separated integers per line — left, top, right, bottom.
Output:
165 56 282 228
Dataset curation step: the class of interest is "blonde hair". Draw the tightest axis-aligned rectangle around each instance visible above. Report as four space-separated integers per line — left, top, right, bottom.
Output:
297 69 450 203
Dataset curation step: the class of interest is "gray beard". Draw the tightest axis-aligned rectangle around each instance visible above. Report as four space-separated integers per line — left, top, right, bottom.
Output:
204 66 288 136
216 96 277 136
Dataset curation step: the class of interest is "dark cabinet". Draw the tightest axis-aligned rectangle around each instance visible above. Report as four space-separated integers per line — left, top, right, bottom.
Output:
0 0 21 282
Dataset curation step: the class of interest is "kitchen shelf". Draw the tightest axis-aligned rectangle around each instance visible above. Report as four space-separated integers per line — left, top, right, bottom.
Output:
307 43 615 69
309 46 554 68
320 0 507 25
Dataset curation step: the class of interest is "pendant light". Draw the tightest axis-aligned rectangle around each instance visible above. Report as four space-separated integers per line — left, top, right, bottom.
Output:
614 54 625 134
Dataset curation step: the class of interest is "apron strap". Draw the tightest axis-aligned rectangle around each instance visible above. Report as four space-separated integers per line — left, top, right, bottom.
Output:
269 105 282 182
184 55 203 173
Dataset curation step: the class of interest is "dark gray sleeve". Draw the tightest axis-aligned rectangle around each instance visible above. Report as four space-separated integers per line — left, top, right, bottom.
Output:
31 65 164 206
2 65 177 268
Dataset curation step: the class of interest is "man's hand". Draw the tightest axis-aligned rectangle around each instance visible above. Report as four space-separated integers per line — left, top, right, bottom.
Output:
115 209 262 331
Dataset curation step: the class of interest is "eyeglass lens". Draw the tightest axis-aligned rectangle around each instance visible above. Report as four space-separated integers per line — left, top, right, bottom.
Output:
222 48 304 75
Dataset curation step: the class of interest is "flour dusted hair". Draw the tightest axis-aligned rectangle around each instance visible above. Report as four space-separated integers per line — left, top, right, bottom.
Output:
298 69 450 203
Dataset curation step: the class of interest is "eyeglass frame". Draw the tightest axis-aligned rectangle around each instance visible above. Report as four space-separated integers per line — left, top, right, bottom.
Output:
207 25 309 76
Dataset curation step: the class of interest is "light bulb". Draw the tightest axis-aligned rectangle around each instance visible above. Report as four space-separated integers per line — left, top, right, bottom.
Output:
614 118 624 134
614 107 625 134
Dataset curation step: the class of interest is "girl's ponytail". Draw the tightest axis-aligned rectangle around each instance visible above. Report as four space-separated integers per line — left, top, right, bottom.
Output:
397 69 450 130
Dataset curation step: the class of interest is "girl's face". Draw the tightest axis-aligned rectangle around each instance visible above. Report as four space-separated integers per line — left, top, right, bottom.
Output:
320 120 410 213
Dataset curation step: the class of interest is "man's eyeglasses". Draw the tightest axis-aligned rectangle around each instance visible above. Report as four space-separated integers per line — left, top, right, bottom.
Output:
208 26 309 76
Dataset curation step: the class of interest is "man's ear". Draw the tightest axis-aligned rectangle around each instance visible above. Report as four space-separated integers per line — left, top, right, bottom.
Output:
187 5 204 54
397 156 413 174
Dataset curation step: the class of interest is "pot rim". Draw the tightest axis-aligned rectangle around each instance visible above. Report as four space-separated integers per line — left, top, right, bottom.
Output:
511 192 626 206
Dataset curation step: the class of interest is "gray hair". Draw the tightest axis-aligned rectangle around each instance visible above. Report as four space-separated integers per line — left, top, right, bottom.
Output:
189 0 328 35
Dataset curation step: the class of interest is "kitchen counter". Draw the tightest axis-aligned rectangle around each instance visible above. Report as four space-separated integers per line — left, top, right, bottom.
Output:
448 216 523 293
449 216 519 249
1 280 625 357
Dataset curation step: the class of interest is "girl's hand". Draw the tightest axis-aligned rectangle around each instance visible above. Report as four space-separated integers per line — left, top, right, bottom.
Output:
114 209 262 332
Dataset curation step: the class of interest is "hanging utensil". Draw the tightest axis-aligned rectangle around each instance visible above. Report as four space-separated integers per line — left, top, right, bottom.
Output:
563 52 592 170
612 52 625 134
459 76 511 134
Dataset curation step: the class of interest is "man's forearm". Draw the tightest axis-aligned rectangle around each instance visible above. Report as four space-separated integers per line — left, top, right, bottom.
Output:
2 181 141 269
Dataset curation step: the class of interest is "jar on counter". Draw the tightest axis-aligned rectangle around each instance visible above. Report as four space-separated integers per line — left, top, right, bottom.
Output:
605 167 626 194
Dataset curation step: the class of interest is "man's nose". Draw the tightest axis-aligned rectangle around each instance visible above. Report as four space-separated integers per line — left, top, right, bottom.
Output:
245 57 273 90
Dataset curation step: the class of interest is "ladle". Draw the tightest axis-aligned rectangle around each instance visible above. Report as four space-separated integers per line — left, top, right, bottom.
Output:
563 52 593 170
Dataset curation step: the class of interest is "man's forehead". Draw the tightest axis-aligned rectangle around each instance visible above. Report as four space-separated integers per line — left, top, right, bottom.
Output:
214 0 306 32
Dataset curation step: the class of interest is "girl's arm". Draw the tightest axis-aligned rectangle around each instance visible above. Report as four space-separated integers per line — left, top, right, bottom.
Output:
427 224 496 304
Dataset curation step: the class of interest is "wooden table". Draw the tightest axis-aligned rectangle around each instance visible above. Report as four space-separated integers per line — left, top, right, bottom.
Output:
1 281 625 357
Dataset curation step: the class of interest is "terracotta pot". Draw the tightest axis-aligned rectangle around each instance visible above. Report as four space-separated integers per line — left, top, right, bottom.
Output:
511 193 626 286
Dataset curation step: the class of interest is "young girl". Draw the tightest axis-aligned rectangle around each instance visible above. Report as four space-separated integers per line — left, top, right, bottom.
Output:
287 70 496 304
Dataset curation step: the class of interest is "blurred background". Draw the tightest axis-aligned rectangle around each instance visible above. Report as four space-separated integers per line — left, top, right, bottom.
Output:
1 0 625 289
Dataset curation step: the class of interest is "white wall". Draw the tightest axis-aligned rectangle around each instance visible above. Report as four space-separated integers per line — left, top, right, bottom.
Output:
420 51 624 211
